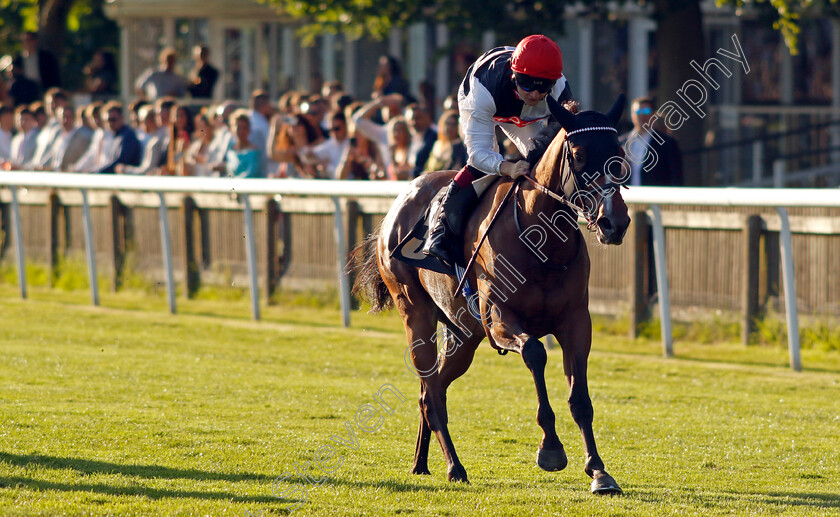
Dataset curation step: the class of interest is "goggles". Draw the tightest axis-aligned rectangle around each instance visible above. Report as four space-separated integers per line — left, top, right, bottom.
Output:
513 72 555 94
634 107 653 115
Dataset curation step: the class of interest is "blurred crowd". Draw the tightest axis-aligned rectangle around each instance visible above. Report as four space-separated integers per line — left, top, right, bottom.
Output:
1 40 469 180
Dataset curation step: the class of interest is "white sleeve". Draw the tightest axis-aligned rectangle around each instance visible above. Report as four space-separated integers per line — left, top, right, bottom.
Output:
458 77 503 175
352 116 391 169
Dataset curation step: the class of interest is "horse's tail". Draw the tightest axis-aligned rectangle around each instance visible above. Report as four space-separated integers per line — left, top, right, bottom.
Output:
349 229 393 314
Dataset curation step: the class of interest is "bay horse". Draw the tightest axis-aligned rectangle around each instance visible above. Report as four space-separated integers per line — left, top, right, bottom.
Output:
353 94 631 494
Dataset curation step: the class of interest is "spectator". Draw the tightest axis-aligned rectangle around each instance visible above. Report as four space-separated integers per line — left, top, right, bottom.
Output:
48 105 92 172
6 106 39 168
96 102 141 174
153 97 177 167
335 125 385 180
187 44 219 99
71 101 108 172
18 32 61 90
4 56 40 106
184 113 215 176
116 105 164 175
424 109 467 172
267 96 301 178
306 109 350 179
208 101 237 172
405 103 437 177
217 109 263 178
84 50 118 99
248 90 275 174
373 55 415 103
128 99 149 143
135 48 187 100
164 104 193 175
321 80 344 99
0 105 13 161
30 101 47 128
619 96 683 186
301 95 329 136
30 88 68 168
387 116 413 180
352 94 404 179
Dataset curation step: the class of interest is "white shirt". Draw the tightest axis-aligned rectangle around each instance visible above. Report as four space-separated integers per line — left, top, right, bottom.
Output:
31 118 61 168
10 129 39 167
311 137 350 179
0 128 12 161
49 127 79 170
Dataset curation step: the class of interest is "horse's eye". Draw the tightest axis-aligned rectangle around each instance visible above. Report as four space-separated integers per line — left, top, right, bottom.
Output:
573 149 586 165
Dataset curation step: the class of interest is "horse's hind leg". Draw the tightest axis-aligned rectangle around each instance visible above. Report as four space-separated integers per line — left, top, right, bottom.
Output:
411 416 432 475
556 309 621 494
411 320 482 477
521 336 568 472
397 294 469 482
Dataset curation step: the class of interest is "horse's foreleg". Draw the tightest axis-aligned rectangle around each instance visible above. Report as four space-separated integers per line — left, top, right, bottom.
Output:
557 311 622 495
521 336 567 472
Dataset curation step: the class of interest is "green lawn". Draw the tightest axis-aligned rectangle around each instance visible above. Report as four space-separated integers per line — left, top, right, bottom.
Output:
1 286 839 516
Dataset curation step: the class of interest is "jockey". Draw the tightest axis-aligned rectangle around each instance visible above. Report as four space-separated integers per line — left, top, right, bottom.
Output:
423 34 573 267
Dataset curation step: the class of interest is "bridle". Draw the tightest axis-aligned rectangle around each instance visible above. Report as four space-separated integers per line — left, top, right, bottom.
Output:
522 125 627 230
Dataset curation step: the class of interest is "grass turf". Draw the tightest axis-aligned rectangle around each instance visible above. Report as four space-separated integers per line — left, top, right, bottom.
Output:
0 286 839 516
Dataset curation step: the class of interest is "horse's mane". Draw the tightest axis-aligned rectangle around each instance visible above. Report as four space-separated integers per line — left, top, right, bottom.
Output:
532 99 579 180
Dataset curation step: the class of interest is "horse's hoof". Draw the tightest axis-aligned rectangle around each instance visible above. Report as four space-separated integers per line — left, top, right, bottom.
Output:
590 473 622 495
536 446 567 472
410 465 431 475
447 464 469 483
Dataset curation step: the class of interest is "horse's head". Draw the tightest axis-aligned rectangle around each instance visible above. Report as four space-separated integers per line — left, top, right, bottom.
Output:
541 94 631 245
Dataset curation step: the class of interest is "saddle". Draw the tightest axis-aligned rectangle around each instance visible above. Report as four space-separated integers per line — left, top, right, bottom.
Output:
391 188 460 275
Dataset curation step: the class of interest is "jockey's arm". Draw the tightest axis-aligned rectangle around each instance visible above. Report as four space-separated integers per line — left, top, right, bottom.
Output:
459 78 528 178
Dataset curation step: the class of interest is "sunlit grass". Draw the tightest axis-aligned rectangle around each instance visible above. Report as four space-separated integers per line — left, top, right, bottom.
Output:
0 281 838 515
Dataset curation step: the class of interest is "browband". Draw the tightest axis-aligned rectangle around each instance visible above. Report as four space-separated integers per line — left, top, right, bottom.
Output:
565 126 618 137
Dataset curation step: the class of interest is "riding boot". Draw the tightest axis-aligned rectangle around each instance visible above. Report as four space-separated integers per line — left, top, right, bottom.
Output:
423 179 479 267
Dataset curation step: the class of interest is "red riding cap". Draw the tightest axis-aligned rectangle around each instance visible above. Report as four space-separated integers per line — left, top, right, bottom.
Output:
510 35 563 80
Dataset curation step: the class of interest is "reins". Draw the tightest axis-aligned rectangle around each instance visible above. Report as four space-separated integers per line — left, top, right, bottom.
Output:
454 176 522 298
453 124 625 296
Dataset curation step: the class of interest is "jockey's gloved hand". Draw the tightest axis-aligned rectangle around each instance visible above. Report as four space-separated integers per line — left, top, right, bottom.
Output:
499 160 530 179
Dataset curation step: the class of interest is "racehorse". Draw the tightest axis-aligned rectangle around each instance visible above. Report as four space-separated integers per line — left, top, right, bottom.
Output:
353 94 631 494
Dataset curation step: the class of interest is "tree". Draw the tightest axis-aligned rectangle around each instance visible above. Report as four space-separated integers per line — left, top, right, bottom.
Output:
717 0 840 55
0 0 118 90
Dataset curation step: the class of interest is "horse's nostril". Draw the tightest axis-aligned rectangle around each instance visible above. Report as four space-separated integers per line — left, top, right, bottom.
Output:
597 217 613 233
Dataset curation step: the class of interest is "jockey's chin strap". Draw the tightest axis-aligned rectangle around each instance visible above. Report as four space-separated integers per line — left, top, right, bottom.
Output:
522 125 625 230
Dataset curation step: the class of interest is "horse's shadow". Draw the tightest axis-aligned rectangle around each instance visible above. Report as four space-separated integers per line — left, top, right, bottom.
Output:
0 451 271 483
0 451 461 503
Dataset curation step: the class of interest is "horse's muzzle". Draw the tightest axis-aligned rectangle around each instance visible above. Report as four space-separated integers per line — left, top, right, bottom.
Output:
595 214 630 245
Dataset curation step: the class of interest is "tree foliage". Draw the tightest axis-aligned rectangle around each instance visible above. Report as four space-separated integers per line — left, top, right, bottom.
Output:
0 0 118 90
716 0 840 54
259 0 568 44
264 0 840 55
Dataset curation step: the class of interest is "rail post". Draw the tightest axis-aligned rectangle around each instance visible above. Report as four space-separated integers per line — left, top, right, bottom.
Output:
9 186 26 299
241 193 261 321
157 192 176 314
332 197 351 328
776 207 801 372
649 205 673 357
81 189 99 306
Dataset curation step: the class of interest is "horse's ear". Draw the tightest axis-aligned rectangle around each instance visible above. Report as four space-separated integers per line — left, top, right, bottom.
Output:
546 95 578 132
606 93 626 128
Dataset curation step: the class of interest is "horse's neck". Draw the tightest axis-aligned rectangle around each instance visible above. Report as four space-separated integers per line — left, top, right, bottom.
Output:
518 133 582 266
525 131 567 215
